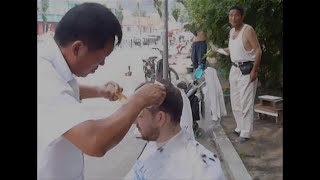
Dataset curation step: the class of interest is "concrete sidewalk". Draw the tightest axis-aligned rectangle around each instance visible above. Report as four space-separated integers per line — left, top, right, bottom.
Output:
212 123 252 180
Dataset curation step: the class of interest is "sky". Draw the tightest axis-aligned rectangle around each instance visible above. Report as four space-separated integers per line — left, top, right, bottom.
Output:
39 0 178 14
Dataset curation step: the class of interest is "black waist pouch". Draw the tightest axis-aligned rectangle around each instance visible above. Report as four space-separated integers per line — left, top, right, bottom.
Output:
239 61 254 75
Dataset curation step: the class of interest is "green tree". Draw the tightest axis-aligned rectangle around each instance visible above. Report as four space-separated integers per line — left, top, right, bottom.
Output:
115 5 124 24
133 9 147 17
41 0 49 33
154 0 162 18
172 5 181 21
176 0 185 6
184 0 283 91
178 9 188 23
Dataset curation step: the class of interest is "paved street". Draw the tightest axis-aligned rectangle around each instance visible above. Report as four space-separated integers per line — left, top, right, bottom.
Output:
83 126 146 180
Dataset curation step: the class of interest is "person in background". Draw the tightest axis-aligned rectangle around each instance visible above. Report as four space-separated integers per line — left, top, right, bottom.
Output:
212 5 262 143
191 30 207 71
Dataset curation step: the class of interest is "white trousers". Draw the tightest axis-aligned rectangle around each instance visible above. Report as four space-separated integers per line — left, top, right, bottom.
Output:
229 66 257 138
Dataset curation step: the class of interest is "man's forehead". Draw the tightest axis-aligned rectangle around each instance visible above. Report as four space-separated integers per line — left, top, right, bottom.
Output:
229 9 242 15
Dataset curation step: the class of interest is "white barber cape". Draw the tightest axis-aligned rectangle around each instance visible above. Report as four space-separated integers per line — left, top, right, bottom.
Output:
202 67 227 121
37 39 93 180
179 89 195 139
124 129 225 180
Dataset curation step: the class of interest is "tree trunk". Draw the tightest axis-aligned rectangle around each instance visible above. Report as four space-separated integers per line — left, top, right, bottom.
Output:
43 23 46 34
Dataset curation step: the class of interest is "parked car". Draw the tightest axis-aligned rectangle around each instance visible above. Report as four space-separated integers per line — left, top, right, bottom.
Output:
133 38 142 46
143 36 158 45
148 34 161 41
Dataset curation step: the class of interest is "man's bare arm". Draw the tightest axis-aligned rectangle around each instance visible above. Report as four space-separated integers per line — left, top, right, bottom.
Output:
63 84 166 157
63 95 144 157
79 81 123 101
79 85 101 99
223 48 230 55
246 26 262 73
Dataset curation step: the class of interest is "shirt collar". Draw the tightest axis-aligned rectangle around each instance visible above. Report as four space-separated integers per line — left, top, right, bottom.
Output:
156 129 192 153
40 38 75 82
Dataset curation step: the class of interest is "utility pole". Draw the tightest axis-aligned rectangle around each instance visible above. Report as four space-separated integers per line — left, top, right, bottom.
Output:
137 0 142 36
162 0 168 80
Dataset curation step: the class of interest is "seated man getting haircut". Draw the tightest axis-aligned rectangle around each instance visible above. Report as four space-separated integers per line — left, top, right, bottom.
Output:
124 79 225 180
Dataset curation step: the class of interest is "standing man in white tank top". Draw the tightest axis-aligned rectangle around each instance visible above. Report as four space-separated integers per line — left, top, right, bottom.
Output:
212 6 262 143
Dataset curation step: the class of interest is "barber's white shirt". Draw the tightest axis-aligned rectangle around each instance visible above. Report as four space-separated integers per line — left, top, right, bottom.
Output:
124 129 225 180
37 39 93 179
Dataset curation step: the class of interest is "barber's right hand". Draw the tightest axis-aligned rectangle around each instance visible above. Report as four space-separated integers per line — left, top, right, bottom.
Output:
134 83 166 108
100 81 123 101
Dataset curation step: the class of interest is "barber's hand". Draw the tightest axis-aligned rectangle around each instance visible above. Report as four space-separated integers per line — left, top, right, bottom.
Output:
134 83 166 107
99 81 123 101
250 70 258 82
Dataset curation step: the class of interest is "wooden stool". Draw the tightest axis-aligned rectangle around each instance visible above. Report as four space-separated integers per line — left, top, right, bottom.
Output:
254 95 283 124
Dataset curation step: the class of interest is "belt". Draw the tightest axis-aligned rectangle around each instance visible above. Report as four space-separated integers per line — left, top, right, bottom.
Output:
232 61 253 67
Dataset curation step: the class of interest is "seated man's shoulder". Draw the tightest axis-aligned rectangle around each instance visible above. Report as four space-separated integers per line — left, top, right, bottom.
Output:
186 140 220 166
185 140 225 179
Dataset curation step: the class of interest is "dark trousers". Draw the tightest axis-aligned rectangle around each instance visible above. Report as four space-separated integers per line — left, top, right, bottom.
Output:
191 41 207 70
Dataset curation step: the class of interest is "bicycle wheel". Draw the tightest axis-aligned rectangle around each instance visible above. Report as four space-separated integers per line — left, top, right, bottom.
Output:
145 73 156 82
145 73 151 82
168 68 179 83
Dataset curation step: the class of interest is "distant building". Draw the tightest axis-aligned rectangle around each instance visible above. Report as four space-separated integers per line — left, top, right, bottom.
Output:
37 0 118 36
122 13 161 36
37 0 79 36
37 0 163 37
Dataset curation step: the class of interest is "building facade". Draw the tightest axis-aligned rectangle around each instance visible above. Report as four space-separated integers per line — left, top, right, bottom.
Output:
37 0 118 36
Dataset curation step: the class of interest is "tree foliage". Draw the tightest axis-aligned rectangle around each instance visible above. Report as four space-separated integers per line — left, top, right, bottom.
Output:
134 2 147 17
178 9 189 23
154 0 162 18
115 5 124 24
41 0 49 22
184 0 283 90
176 0 185 6
172 5 181 21
133 10 147 17
41 0 49 32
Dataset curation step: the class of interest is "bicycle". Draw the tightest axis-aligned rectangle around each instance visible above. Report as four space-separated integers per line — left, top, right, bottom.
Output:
142 47 179 83
185 74 206 138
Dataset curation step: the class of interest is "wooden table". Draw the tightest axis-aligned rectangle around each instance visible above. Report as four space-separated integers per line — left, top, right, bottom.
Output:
254 95 283 124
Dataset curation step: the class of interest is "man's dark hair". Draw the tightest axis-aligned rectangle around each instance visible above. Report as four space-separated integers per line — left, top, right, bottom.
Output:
54 3 122 51
135 79 183 126
229 5 244 16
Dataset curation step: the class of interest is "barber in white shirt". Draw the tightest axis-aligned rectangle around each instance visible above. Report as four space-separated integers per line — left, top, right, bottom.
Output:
37 3 166 180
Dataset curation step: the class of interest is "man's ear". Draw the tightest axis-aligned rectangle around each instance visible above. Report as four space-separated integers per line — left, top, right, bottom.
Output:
71 40 86 57
157 111 168 128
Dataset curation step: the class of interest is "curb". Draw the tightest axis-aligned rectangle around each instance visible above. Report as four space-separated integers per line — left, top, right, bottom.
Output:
212 123 252 180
